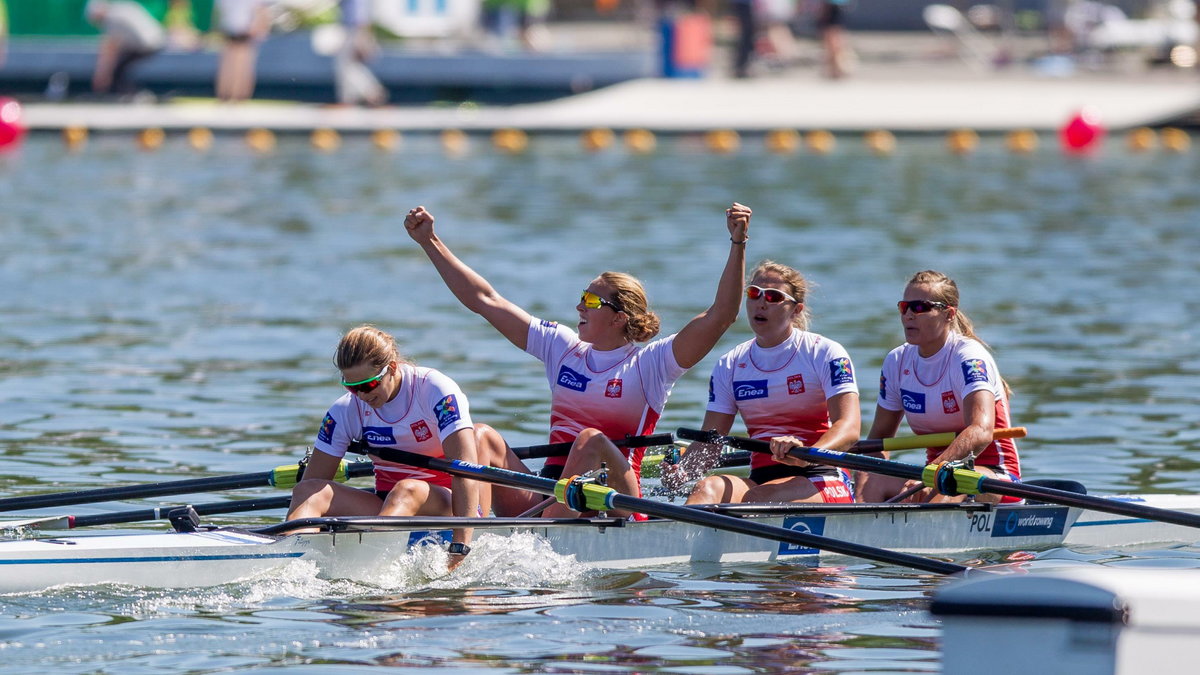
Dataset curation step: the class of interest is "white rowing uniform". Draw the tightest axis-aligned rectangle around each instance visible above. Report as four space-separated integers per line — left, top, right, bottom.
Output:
526 319 686 485
707 328 858 501
877 332 1021 479
312 363 474 491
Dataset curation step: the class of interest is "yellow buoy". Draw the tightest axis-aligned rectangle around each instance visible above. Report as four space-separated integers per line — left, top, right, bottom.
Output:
311 128 341 153
492 128 528 154
137 127 165 151
863 129 896 156
441 129 469 156
245 127 276 153
371 129 401 152
623 128 657 154
187 127 213 152
581 127 615 152
764 129 799 154
1160 127 1191 153
62 125 89 152
704 129 740 154
947 128 979 155
1004 129 1038 154
805 130 836 155
1125 127 1157 153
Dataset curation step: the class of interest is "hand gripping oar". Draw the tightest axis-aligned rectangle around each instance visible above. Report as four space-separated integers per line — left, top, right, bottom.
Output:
510 433 674 460
364 446 971 576
676 428 1200 531
0 460 375 513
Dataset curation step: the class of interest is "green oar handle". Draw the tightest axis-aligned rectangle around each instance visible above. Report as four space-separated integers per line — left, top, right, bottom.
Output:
678 428 1200 530
0 460 374 513
511 433 674 460
366 446 971 576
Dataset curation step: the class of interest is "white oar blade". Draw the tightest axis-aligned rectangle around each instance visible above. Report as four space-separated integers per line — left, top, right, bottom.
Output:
1 515 71 531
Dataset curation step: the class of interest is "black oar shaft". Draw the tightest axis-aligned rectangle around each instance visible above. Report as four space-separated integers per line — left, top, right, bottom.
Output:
0 462 375 513
367 447 968 575
512 433 674 460
679 429 1200 530
69 495 294 528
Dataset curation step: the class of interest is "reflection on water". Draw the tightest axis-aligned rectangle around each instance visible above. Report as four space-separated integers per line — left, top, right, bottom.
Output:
1 134 1200 671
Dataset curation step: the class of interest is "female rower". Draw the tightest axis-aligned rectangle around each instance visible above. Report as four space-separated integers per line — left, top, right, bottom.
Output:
682 261 860 505
287 325 481 565
854 270 1020 504
403 203 749 518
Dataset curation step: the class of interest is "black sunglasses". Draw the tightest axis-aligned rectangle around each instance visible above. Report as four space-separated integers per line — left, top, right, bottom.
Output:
898 300 950 314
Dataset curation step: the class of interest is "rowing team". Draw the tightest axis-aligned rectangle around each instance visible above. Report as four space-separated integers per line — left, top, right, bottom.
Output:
288 203 1020 566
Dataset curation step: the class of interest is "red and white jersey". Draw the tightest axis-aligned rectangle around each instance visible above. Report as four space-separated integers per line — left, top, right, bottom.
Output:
877 333 1020 478
708 329 858 471
313 363 474 491
526 319 687 479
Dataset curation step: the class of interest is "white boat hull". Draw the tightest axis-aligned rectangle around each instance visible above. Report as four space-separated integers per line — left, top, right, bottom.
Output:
3 496 1199 593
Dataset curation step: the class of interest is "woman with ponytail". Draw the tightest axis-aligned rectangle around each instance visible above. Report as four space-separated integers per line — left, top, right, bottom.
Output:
854 270 1021 503
403 203 749 519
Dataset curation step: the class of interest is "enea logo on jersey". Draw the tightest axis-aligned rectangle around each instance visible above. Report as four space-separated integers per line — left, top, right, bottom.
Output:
778 517 825 556
733 379 768 401
316 413 337 444
556 366 590 392
900 389 926 413
363 426 397 445
962 359 989 384
434 395 461 430
828 357 854 386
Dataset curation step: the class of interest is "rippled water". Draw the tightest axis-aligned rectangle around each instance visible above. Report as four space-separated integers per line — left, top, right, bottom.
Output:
1 132 1199 672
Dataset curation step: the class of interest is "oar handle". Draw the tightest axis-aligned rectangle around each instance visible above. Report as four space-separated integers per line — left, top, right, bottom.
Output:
853 427 1027 454
68 495 295 528
511 433 674 460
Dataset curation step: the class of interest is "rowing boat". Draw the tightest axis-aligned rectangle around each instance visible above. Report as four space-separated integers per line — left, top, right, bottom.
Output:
3 494 1199 594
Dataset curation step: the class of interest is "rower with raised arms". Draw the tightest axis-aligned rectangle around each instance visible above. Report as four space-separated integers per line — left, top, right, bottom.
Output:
851 269 1022 504
403 203 749 518
287 325 485 567
681 260 861 505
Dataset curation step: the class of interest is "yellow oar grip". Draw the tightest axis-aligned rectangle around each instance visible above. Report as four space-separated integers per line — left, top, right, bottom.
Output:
921 463 986 495
554 477 617 512
268 461 349 489
882 426 1028 452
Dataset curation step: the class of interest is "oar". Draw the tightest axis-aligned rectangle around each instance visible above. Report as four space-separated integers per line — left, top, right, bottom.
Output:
363 446 972 575
676 428 1200 530
510 433 674 460
1 495 295 531
650 427 1028 488
0 460 375 513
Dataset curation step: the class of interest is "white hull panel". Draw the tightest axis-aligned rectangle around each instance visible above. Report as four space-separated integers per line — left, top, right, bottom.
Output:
4 495 1200 593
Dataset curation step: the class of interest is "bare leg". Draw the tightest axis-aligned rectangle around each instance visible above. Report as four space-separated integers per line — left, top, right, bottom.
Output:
685 474 754 504
474 424 541 517
543 428 638 519
380 479 452 516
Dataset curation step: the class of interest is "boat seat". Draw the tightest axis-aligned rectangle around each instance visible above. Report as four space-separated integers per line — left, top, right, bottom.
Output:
1022 478 1087 505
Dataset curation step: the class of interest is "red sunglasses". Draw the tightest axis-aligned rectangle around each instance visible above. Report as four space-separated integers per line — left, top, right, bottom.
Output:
341 365 389 394
746 285 797 304
898 300 950 314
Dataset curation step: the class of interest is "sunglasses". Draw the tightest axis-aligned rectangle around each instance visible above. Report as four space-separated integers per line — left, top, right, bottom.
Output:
581 290 622 312
898 300 950 314
745 285 797 304
341 365 390 394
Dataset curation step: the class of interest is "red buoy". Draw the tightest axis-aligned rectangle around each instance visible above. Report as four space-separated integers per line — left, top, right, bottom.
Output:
0 98 27 152
1060 109 1105 154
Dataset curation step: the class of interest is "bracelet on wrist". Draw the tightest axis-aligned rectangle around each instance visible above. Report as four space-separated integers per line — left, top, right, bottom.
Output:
730 236 748 245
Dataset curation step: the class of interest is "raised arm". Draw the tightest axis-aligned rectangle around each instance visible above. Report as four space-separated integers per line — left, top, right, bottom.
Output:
404 206 533 350
671 203 750 369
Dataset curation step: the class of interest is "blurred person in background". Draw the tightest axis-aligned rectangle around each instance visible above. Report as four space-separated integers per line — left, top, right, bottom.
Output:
336 0 387 105
215 0 272 101
84 0 167 96
816 0 852 78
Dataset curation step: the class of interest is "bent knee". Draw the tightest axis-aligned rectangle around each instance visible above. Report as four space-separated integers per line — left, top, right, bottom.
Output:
293 478 338 500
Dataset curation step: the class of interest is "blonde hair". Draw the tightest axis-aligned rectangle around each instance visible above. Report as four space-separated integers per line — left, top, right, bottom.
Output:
907 270 1012 398
334 325 408 371
751 260 811 330
600 271 660 343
